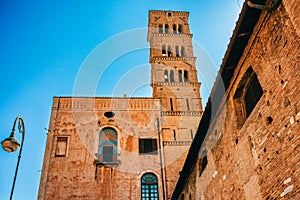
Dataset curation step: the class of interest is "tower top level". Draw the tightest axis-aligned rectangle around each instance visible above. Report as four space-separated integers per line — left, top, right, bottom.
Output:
147 10 202 112
147 10 191 42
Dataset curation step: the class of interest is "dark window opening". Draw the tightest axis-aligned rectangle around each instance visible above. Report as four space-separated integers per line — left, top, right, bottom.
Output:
141 173 159 200
173 130 176 141
167 45 172 57
175 46 180 57
173 24 177 34
162 45 166 56
178 24 182 33
170 98 174 111
139 139 158 154
245 75 263 117
158 24 163 33
181 47 185 57
184 70 188 82
165 24 169 33
104 111 115 118
199 156 208 176
164 70 169 82
178 70 183 82
190 129 194 140
170 70 174 82
233 67 263 129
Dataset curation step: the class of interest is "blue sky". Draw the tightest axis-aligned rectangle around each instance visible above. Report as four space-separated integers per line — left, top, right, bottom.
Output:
0 0 241 199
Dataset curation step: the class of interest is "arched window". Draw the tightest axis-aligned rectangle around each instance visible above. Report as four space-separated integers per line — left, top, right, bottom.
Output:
141 173 159 200
158 24 163 33
170 70 174 82
164 70 169 82
184 70 188 82
167 45 172 57
165 24 169 33
178 24 183 33
98 128 118 163
162 45 166 56
178 70 183 82
181 47 185 57
173 24 177 34
175 46 180 57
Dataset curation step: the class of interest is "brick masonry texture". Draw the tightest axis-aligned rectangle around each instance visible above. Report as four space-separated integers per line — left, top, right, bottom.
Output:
178 1 300 200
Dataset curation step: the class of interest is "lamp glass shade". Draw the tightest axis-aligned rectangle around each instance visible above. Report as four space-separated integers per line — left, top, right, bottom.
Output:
1 136 20 152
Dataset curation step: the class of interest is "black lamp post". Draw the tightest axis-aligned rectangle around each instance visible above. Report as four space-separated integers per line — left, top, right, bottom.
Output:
1 116 25 200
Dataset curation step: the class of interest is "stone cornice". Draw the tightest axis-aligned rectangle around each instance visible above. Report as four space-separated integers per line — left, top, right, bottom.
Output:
161 111 203 116
149 10 189 16
151 82 200 87
151 56 196 62
53 97 161 111
150 33 193 38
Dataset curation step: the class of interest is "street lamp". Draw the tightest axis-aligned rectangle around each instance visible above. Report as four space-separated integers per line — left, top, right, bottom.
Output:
1 116 25 200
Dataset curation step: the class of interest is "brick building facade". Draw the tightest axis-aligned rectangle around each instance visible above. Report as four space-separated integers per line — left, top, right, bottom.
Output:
172 0 300 199
38 11 203 199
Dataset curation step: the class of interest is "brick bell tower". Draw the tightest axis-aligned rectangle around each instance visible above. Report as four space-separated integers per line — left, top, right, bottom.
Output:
148 10 203 198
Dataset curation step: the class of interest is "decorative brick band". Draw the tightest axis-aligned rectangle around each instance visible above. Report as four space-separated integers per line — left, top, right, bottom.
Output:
152 56 196 62
161 111 203 116
151 82 200 87
151 33 193 38
163 141 192 146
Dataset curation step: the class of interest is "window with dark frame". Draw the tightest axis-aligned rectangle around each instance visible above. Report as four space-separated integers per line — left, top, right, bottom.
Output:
55 136 68 157
139 139 158 154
